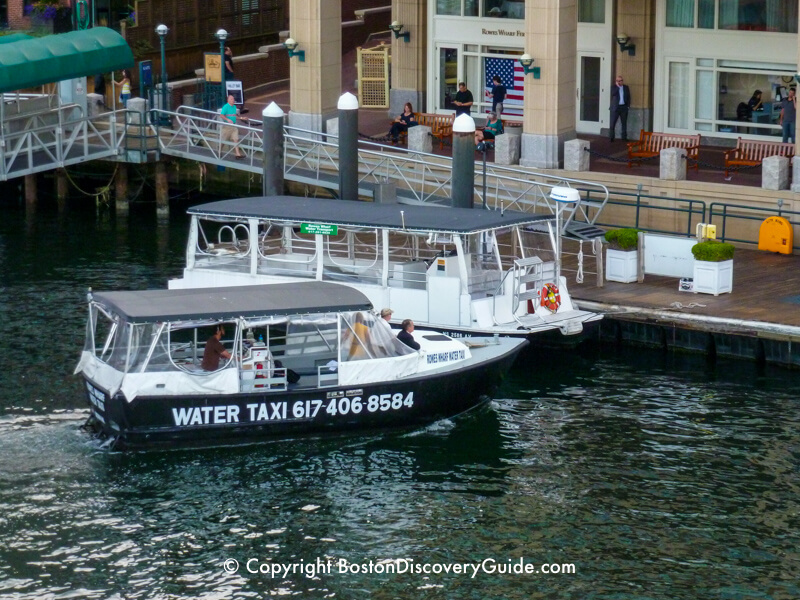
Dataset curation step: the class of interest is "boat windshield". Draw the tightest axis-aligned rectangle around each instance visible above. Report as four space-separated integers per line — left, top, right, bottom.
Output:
340 311 416 361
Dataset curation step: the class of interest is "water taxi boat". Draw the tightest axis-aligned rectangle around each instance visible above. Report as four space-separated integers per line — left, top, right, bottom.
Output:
75 281 527 450
169 196 601 337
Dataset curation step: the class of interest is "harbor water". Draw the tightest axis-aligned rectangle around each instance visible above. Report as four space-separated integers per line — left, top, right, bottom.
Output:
0 197 798 599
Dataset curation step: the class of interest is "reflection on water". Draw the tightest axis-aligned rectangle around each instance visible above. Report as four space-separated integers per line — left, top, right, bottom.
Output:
0 200 799 599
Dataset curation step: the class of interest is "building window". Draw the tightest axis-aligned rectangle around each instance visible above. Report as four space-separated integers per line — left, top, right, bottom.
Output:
435 0 523 18
579 0 605 23
436 0 460 16
667 0 798 32
667 0 695 27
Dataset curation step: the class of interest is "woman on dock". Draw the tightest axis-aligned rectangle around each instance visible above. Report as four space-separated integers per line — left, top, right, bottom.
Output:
115 69 132 108
388 102 418 144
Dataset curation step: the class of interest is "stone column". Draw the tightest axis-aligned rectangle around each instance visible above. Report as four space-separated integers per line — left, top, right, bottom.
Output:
520 0 577 169
389 0 427 115
762 155 789 190
563 139 589 171
660 148 686 181
288 0 341 133
791 156 800 193
613 0 656 135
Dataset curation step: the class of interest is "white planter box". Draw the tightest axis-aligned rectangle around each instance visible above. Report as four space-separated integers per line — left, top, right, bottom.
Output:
606 249 638 283
692 259 733 295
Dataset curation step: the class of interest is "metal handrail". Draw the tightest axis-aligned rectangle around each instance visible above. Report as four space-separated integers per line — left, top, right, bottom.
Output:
583 188 707 238
709 201 800 249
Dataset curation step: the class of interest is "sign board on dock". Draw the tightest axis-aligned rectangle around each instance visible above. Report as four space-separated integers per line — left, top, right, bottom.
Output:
301 223 338 236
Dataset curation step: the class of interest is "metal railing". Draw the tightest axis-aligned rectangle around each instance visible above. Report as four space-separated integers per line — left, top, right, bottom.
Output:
282 128 611 231
709 201 800 250
583 187 707 238
154 105 264 170
1 103 126 180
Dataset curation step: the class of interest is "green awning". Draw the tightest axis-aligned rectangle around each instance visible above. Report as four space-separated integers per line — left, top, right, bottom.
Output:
0 33 33 45
0 27 134 94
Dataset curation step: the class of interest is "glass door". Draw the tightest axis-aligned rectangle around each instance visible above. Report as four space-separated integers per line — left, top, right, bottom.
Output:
576 53 606 134
436 45 460 113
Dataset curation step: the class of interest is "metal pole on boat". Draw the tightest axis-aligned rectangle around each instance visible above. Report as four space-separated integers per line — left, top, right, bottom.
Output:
262 102 285 196
451 114 476 209
549 187 581 286
337 92 359 201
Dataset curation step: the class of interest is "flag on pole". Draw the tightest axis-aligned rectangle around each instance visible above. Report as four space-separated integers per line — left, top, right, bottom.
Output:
484 57 525 117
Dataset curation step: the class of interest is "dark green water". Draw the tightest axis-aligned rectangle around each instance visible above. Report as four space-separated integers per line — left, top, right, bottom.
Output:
0 197 798 599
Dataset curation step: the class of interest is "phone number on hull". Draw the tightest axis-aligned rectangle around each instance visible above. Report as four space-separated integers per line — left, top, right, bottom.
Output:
172 392 414 426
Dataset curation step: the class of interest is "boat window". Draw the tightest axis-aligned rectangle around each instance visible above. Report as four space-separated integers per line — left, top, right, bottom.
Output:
340 312 415 361
323 228 381 284
127 323 166 373
257 224 317 264
197 218 250 256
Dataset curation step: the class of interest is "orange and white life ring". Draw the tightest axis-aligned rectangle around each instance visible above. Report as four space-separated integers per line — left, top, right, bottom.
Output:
540 283 561 313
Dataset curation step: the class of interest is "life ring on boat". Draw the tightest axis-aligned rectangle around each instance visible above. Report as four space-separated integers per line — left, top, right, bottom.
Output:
540 283 561 313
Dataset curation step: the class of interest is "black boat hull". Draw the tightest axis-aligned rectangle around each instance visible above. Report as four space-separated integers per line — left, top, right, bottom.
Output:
82 344 523 450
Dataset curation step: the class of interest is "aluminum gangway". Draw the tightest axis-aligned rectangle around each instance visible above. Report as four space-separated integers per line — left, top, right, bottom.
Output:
153 106 610 238
0 99 609 238
0 94 130 182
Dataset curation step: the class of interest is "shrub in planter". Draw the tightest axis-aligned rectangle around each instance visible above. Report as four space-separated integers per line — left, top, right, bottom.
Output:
691 239 735 262
604 228 640 251
605 228 640 283
692 240 734 295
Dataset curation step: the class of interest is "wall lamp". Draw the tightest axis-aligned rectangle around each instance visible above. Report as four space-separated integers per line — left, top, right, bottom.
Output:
283 37 305 62
519 54 540 79
389 21 410 42
616 33 636 56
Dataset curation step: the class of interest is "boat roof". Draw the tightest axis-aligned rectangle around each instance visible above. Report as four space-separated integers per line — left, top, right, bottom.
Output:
92 282 372 323
188 196 554 233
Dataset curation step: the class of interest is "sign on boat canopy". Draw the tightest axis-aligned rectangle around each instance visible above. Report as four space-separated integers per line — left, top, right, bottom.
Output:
301 223 338 235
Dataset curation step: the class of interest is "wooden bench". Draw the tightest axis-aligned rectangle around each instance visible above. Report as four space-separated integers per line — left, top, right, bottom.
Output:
627 130 701 169
723 137 795 177
416 112 455 149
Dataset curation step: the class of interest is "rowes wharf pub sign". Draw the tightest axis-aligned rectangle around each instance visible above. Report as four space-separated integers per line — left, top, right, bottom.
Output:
481 28 525 37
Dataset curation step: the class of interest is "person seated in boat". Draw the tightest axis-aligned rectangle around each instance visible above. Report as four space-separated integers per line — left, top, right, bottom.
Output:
397 319 420 350
344 312 373 359
378 308 394 330
201 324 232 371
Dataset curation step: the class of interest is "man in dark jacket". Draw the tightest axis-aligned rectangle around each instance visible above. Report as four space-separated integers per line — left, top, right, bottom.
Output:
609 75 631 142
397 319 420 350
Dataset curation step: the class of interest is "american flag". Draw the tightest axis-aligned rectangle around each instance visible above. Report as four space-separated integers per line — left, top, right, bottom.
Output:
484 57 525 117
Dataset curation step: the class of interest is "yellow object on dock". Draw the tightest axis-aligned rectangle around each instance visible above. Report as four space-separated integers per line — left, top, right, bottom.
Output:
758 216 793 254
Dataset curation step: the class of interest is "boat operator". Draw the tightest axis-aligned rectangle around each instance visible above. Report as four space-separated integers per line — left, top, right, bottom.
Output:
202 324 232 370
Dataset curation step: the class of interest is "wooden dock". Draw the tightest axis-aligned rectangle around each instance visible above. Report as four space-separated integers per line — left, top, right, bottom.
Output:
566 246 800 366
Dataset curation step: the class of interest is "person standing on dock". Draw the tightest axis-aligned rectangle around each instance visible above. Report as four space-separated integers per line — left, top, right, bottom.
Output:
220 95 245 159
609 75 631 142
453 82 474 116
780 87 796 144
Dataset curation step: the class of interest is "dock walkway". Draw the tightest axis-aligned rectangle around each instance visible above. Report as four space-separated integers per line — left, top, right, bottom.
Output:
567 246 800 366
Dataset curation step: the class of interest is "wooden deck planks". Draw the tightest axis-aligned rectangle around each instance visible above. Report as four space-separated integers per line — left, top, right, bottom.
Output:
567 246 800 328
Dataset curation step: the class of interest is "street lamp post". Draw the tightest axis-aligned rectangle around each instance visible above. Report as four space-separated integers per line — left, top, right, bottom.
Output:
156 24 169 123
215 28 228 107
